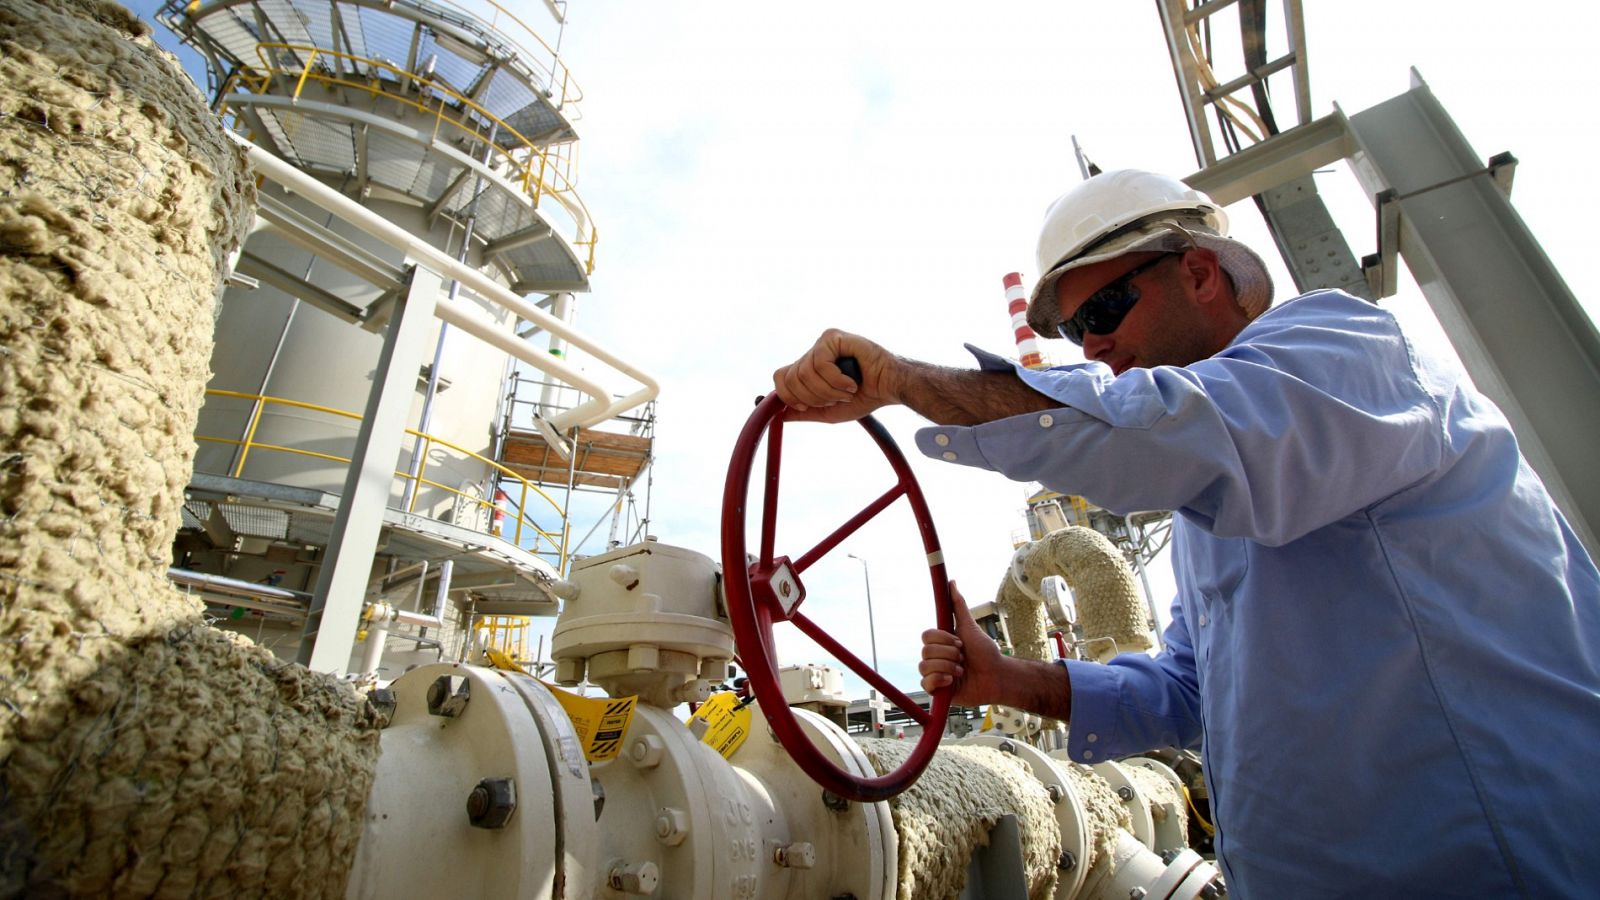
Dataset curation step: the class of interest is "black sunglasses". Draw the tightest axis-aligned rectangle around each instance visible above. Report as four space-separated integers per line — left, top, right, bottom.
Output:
1056 254 1178 346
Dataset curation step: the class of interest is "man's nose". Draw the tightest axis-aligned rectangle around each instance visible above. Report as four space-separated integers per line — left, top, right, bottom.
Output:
1081 330 1114 361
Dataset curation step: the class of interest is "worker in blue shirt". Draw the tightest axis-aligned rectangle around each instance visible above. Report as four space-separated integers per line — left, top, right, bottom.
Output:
772 170 1600 898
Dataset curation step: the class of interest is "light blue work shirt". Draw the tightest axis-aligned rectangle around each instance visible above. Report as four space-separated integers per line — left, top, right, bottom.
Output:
914 290 1600 898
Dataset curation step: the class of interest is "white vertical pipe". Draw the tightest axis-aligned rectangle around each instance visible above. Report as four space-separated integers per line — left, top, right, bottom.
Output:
539 291 575 415
432 559 454 620
360 609 392 678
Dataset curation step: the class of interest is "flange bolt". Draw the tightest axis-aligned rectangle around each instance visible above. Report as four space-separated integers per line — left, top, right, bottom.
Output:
607 860 660 896
654 808 688 846
466 777 516 829
427 675 469 718
368 688 397 728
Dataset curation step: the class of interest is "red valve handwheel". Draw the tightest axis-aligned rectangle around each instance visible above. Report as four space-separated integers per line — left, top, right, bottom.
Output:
721 392 953 803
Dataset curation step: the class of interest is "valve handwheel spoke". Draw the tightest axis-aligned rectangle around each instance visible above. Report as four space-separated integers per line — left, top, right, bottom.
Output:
722 388 953 803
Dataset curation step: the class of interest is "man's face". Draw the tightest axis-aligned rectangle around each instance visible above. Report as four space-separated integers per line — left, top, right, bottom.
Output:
1053 250 1216 374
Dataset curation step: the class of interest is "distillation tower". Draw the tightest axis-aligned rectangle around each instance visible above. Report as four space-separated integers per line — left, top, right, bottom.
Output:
157 0 657 678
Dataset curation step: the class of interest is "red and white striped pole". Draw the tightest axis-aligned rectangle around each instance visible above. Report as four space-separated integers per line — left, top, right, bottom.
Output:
491 488 509 537
1004 273 1047 370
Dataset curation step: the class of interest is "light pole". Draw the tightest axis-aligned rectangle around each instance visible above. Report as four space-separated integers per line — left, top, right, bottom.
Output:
846 553 880 672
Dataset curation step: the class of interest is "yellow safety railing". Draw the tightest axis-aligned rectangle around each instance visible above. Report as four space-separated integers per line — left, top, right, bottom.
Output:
225 42 597 274
1066 495 1093 528
197 389 571 569
480 615 531 662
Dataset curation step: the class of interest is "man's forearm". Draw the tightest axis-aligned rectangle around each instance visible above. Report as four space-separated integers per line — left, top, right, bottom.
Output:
993 655 1073 721
890 358 1057 426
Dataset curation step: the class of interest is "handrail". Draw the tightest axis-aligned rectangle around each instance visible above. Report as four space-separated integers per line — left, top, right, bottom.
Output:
401 0 584 114
229 131 659 433
167 0 583 115
232 42 596 271
198 389 570 568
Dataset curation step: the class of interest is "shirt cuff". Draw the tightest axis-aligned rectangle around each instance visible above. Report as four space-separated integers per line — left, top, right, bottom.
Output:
912 344 1108 472
962 343 1114 404
1061 659 1121 763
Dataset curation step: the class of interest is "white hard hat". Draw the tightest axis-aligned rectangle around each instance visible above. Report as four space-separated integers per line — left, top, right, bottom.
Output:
1026 169 1274 338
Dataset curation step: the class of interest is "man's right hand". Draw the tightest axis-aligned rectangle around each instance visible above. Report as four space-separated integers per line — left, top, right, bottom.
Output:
918 581 1007 707
772 329 900 423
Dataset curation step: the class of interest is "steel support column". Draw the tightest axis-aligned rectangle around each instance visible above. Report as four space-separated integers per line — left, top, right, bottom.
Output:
1344 72 1600 557
299 264 445 673
1257 173 1370 299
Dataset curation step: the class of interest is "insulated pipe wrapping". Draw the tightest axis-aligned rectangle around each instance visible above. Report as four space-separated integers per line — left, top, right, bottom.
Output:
0 2 380 894
1124 764 1188 841
999 526 1151 664
1061 763 1134 875
859 740 1061 900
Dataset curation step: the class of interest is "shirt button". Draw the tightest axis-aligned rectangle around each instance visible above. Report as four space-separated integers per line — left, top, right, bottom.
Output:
1038 414 1054 428
934 434 950 446
1086 733 1098 743
1081 750 1094 760
1198 614 1208 627
942 451 957 461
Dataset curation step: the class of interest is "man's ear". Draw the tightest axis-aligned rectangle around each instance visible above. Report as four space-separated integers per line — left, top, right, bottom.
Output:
1182 247 1226 304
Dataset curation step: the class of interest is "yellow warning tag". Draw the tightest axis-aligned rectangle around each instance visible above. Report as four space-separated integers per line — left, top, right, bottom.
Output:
689 692 753 759
981 706 995 732
540 682 637 763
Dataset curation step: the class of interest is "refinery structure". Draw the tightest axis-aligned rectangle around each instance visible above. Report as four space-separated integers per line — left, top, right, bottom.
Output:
1 0 1596 898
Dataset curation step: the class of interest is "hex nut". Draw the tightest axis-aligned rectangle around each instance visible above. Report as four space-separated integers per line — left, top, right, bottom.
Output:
774 841 816 869
1058 850 1077 871
427 675 469 718
466 777 517 829
1047 784 1065 805
368 687 397 728
629 735 665 769
607 860 660 895
1117 785 1135 802
654 807 688 846
821 790 850 812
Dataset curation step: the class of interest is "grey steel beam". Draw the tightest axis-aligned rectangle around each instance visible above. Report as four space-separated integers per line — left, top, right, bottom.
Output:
1257 174 1370 299
355 123 369 197
298 265 445 673
234 251 366 322
254 192 406 292
235 107 288 160
1183 112 1352 205
201 504 236 549
426 168 473 219
483 221 553 257
1282 0 1312 125
1156 0 1217 167
1344 72 1600 557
